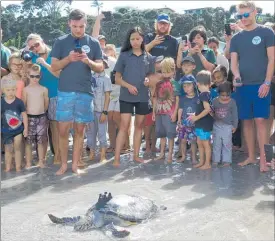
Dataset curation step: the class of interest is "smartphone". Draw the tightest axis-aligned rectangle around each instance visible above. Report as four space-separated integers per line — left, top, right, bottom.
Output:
191 42 197 48
181 36 188 44
264 144 274 163
102 11 112 21
74 47 82 54
225 23 232 35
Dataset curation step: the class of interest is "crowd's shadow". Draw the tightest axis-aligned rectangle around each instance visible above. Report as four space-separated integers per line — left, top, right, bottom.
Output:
1 148 274 212
0 148 138 207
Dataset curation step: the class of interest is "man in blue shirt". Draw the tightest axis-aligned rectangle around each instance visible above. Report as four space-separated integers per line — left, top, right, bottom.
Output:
51 9 103 175
230 1 275 172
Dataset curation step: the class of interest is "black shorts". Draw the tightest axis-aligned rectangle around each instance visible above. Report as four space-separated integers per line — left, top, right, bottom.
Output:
271 82 275 106
120 100 150 115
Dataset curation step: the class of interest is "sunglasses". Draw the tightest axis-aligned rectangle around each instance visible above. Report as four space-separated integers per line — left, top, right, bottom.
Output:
29 75 40 79
236 10 254 20
29 42 40 51
219 94 230 97
11 63 22 68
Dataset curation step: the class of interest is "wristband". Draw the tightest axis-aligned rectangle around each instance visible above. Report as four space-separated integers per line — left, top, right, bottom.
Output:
102 111 108 115
264 81 271 86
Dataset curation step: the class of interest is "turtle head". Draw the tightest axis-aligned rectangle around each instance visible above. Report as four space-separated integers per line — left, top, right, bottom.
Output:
95 192 113 210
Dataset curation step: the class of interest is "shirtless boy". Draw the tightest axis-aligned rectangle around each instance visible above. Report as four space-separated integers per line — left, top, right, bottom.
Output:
22 64 49 168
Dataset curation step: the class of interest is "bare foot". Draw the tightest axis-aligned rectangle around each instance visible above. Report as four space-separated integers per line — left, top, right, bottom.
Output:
113 160 120 167
53 158 61 165
134 157 145 163
199 164 211 170
260 163 269 172
106 147 115 153
37 162 46 168
154 154 165 161
222 163 231 167
192 160 197 165
72 167 86 175
4 168 11 172
194 163 204 168
238 159 257 167
100 158 107 163
167 159 173 164
56 165 67 175
177 156 185 163
89 151 95 161
78 160 86 168
25 163 32 169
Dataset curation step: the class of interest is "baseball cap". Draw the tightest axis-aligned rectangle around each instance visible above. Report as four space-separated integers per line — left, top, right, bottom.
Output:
152 55 164 63
98 35 106 41
181 56 195 65
179 75 196 84
157 13 170 23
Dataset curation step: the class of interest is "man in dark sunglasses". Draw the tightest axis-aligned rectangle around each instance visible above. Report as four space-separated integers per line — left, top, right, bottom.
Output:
230 1 275 172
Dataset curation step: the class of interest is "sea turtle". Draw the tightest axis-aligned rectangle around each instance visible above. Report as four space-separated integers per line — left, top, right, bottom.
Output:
48 192 166 238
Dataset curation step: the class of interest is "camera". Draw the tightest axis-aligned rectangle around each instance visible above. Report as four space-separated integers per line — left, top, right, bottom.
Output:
225 23 232 35
21 50 35 62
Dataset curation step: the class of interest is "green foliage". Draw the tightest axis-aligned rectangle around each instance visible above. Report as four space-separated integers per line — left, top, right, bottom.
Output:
2 2 274 49
91 0 103 15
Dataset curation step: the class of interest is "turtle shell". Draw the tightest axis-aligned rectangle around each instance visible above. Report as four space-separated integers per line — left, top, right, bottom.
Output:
98 195 159 222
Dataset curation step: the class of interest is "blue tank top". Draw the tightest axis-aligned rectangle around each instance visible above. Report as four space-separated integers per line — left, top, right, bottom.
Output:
32 51 59 98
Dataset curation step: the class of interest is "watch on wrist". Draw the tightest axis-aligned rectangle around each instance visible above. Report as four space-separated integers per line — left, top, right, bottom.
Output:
264 81 271 86
102 110 108 115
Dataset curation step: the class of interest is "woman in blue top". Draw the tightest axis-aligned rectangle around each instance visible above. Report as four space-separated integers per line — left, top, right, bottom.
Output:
26 33 60 164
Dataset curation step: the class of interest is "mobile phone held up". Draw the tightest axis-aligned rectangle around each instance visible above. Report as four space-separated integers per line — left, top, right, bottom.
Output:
181 35 188 45
102 11 112 21
225 23 231 35
74 46 82 54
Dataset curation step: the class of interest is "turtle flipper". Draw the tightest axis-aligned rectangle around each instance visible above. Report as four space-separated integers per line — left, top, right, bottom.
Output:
48 214 81 225
103 223 130 238
74 217 94 232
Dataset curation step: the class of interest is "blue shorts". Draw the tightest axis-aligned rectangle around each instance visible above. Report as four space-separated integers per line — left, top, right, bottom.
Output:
236 84 271 120
56 91 94 123
195 128 211 141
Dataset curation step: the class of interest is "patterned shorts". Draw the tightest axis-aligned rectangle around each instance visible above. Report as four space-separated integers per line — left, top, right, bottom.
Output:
56 91 94 123
178 125 196 143
26 113 49 144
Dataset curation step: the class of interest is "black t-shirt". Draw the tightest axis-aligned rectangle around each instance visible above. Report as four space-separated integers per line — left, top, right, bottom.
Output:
144 33 178 59
1 97 25 136
195 92 214 132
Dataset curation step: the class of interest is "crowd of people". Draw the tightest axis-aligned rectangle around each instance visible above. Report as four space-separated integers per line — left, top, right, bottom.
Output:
1 1 275 175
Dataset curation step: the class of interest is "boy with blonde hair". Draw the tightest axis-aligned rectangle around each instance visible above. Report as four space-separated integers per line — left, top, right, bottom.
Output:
22 64 49 168
1 79 28 172
152 57 180 163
